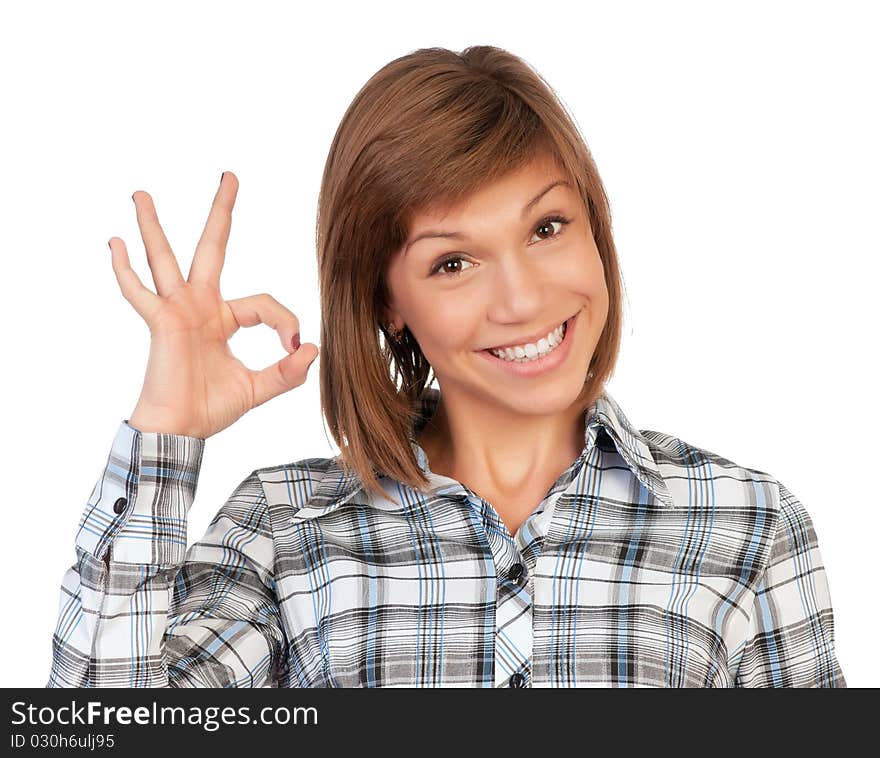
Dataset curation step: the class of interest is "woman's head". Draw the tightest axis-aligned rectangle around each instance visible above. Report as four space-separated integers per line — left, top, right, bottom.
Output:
316 45 623 501
384 148 608 429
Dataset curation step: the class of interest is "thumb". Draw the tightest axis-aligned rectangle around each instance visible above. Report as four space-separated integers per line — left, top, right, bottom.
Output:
251 344 319 408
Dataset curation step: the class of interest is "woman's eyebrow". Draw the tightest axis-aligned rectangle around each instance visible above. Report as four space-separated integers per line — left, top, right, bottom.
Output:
404 179 571 255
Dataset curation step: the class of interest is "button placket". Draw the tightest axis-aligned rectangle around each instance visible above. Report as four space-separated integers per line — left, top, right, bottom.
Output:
494 555 533 686
463 493 534 687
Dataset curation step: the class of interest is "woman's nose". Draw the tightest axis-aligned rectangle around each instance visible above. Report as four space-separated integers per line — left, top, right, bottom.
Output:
487 252 546 318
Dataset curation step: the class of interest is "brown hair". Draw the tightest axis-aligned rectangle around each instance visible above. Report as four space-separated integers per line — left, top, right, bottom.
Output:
316 45 624 504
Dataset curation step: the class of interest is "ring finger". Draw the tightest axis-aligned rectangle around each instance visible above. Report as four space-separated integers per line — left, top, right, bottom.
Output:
131 190 185 297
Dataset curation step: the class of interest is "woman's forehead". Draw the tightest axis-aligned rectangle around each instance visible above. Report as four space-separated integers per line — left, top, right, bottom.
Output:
421 177 571 223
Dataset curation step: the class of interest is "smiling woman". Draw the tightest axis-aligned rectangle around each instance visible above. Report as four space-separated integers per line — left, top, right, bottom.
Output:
381 148 611 510
48 44 846 689
316 50 623 503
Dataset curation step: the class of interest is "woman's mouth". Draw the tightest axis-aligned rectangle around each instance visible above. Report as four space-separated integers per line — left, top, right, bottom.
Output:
477 310 580 377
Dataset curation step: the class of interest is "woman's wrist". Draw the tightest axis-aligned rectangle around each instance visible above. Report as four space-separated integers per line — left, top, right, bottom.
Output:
128 407 202 438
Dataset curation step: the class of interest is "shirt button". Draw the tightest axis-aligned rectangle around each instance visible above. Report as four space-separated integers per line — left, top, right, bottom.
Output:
112 497 127 515
509 673 526 688
506 562 524 583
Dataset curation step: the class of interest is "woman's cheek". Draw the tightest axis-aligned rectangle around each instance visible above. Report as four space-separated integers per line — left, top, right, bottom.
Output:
413 296 475 354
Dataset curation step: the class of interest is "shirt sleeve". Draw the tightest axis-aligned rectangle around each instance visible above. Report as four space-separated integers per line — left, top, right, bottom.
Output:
46 420 288 688
733 480 846 687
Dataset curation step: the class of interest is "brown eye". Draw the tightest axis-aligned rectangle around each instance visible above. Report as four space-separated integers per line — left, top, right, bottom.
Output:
535 221 556 239
430 255 473 277
530 214 571 243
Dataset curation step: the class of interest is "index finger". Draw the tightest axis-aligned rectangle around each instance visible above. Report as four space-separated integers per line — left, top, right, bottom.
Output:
188 170 239 286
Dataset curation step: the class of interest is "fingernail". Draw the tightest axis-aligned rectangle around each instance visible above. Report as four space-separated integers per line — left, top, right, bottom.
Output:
291 332 300 351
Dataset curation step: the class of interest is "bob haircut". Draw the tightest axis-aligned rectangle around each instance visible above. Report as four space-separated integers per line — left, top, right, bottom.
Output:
316 45 624 504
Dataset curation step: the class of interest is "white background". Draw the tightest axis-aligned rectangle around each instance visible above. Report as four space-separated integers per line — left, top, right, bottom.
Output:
1 0 875 687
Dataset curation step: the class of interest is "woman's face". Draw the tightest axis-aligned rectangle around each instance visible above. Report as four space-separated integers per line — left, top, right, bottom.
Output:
384 151 609 418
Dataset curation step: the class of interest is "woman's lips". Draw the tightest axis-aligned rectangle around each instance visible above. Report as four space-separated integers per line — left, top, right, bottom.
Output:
477 309 580 377
480 310 578 354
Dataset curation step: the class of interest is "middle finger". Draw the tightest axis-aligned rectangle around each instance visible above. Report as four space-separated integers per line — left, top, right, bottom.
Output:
189 170 239 286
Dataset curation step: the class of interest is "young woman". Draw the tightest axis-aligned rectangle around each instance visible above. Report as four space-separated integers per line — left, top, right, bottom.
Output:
46 45 846 688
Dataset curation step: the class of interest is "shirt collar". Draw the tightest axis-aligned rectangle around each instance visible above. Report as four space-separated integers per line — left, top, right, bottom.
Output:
293 385 675 523
586 391 676 510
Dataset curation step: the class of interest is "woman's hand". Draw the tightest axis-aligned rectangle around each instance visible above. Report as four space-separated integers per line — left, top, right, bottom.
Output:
109 171 319 439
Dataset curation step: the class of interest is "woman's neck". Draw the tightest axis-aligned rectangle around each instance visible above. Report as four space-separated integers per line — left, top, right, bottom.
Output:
414 389 588 498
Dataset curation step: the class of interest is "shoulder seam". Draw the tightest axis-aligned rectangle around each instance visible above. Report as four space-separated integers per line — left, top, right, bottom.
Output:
759 476 784 577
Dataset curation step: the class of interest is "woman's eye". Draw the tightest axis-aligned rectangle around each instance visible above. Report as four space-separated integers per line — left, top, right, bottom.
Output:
530 214 571 243
430 256 473 277
429 214 571 277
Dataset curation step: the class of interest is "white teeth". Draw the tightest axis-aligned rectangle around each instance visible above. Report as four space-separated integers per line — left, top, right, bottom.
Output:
489 321 566 362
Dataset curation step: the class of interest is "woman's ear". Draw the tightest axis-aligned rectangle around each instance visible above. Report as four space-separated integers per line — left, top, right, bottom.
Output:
381 304 404 332
379 272 406 332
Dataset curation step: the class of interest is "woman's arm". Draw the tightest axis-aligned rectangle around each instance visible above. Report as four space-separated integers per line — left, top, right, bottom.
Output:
732 481 846 687
46 420 287 687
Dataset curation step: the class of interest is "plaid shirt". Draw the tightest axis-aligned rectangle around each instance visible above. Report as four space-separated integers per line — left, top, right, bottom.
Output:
47 388 846 687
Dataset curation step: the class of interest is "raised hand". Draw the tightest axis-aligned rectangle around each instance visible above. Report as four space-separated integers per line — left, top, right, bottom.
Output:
108 171 319 439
